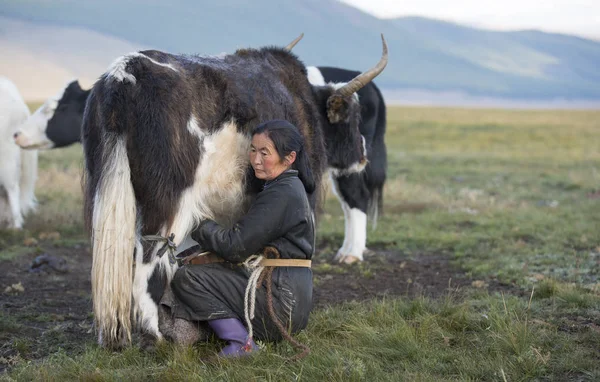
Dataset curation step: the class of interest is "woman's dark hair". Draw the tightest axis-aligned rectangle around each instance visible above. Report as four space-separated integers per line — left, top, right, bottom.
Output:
252 120 315 193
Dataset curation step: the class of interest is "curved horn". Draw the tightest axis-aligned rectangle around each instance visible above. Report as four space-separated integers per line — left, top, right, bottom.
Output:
335 34 388 98
285 33 304 51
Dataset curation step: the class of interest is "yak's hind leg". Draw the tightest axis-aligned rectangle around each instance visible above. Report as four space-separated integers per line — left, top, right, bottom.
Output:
132 239 176 348
132 238 207 349
132 217 210 348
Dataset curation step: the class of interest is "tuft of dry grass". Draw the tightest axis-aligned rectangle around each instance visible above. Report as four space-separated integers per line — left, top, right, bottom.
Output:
25 165 84 232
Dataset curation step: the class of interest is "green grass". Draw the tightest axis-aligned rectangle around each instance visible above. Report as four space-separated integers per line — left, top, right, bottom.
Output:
4 293 599 381
2 105 599 380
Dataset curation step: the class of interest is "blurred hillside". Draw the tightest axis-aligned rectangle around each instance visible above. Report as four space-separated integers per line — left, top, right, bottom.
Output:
1 0 599 102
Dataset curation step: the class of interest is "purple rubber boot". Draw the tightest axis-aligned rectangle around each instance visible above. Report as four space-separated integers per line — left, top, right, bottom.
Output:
208 318 259 357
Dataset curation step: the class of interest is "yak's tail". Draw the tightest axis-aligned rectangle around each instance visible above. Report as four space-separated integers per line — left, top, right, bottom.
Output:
367 187 382 231
90 135 136 348
366 82 387 232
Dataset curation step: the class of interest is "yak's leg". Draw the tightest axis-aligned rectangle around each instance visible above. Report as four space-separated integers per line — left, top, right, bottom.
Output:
330 173 369 264
132 215 207 347
132 240 174 348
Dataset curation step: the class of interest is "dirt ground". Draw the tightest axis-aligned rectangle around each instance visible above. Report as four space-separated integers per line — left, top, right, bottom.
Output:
0 241 518 371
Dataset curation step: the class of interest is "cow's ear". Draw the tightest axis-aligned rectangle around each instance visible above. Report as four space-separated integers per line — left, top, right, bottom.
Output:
326 94 352 124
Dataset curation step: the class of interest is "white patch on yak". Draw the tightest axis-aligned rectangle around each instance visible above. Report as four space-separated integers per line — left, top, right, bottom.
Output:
107 52 178 84
306 66 325 86
330 82 360 102
168 119 251 237
329 160 367 177
329 135 367 176
186 115 205 139
306 67 360 102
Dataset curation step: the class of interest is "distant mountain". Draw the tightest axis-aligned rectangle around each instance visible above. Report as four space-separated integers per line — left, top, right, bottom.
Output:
1 0 599 101
0 16 147 100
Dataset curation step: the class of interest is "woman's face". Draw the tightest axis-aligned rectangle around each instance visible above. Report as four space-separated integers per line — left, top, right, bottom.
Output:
250 133 290 181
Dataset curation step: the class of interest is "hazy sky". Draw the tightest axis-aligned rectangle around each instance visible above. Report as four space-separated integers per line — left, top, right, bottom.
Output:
339 0 600 39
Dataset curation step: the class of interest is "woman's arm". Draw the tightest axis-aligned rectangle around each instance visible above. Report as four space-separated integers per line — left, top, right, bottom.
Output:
191 187 292 263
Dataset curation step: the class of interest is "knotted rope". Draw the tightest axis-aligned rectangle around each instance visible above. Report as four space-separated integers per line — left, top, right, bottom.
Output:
243 247 311 361
142 233 177 265
242 254 265 341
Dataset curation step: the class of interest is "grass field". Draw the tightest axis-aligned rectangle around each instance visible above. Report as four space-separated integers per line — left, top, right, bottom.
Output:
1 105 599 381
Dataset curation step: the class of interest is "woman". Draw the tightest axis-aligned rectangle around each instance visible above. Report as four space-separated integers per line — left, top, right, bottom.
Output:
169 119 315 357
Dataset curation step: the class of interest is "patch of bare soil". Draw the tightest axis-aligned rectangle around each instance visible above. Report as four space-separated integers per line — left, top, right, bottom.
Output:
0 242 519 372
312 248 519 308
0 245 93 372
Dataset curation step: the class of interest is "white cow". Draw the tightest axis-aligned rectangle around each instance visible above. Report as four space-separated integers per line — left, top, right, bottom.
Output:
0 77 38 229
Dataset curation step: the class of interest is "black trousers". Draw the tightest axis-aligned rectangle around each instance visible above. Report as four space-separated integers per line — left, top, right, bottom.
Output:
170 262 313 341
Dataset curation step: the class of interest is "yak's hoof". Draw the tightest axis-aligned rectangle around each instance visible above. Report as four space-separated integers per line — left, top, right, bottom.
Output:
333 252 362 264
140 332 161 352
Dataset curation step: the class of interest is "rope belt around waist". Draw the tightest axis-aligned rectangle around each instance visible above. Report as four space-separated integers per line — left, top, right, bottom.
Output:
257 258 312 267
188 255 311 268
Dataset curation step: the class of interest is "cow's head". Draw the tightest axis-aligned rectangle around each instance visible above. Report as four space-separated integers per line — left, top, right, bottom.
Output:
14 80 90 149
313 35 388 176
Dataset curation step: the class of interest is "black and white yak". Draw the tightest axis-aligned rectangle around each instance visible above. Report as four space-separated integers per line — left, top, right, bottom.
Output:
82 35 388 348
307 66 387 263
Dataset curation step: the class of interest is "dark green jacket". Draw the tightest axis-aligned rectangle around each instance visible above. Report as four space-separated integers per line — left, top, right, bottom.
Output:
191 170 315 262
